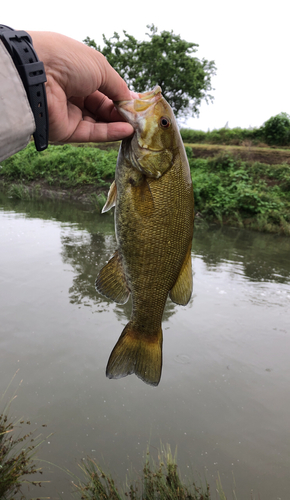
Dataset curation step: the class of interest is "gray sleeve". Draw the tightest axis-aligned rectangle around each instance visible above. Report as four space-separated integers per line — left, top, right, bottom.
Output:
0 41 36 162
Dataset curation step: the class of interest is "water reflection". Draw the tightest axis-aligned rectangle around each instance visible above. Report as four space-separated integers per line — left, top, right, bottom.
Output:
1 190 289 321
61 231 114 306
192 225 290 284
2 192 289 288
60 226 179 325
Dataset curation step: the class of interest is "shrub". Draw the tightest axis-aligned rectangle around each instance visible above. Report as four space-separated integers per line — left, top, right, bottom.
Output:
261 112 290 146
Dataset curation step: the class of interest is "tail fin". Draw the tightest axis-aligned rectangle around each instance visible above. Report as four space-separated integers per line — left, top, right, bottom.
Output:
106 322 163 387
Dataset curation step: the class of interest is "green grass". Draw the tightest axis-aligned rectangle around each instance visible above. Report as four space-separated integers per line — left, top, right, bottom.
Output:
0 142 118 188
187 148 290 235
0 414 42 499
74 445 211 500
6 184 32 200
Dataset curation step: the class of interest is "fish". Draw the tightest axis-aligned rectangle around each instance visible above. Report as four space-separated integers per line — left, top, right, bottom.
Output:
95 86 194 386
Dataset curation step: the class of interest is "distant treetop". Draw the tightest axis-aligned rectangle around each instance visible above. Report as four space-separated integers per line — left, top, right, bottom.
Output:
84 24 216 119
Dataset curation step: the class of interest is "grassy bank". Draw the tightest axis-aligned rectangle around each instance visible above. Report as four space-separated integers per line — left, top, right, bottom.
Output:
187 148 290 235
1 142 290 235
0 142 118 188
73 445 212 500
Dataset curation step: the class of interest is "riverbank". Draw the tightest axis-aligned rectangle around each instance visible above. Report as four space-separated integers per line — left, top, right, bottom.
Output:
1 142 290 235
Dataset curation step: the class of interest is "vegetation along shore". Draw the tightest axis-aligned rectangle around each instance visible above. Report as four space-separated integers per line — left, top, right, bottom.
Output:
1 391 227 500
1 124 290 236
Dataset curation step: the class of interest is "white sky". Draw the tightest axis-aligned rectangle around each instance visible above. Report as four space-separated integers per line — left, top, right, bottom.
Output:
3 0 289 131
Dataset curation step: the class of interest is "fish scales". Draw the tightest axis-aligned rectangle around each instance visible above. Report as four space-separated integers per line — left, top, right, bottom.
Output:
95 86 194 386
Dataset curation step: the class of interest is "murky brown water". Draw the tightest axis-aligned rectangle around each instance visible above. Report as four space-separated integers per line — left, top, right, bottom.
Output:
1 192 290 499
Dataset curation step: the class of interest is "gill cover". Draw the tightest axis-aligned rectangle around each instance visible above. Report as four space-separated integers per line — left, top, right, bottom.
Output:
115 86 176 178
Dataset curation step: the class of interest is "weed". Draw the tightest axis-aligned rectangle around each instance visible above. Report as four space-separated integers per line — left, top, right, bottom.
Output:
7 184 30 200
0 375 43 499
74 445 211 500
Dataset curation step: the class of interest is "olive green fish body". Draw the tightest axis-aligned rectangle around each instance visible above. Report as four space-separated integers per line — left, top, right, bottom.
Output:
95 87 194 386
116 139 193 329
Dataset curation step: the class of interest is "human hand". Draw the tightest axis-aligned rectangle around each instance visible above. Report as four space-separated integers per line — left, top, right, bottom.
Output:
27 31 135 143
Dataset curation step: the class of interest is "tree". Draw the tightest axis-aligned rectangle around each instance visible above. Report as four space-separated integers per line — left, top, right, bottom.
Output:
262 112 290 146
84 25 216 119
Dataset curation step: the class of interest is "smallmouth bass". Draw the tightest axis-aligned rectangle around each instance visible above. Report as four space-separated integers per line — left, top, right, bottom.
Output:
95 86 194 386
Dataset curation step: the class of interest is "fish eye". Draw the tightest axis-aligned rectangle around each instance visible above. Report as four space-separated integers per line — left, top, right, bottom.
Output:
160 116 171 128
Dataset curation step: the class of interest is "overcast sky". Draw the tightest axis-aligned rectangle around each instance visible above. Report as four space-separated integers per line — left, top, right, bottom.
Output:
3 0 289 131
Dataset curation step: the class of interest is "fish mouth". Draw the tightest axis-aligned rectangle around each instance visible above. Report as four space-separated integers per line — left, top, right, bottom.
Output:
115 85 162 124
136 85 162 101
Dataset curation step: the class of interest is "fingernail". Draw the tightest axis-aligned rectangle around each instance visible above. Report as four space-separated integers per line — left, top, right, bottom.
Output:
130 91 139 99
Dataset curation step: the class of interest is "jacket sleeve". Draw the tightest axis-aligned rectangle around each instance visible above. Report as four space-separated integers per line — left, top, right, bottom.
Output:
0 40 36 162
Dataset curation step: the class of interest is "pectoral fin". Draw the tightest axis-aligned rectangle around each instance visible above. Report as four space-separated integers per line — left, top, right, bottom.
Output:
102 180 117 213
169 245 193 306
95 251 130 304
133 178 154 218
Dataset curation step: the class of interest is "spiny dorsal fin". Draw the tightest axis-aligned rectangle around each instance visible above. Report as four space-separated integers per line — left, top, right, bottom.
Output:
102 180 117 213
169 244 192 306
95 250 130 304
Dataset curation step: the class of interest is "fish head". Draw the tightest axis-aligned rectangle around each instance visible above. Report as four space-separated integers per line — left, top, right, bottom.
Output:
115 86 179 178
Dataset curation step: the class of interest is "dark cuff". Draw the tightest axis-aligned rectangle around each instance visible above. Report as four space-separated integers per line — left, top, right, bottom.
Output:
0 24 49 151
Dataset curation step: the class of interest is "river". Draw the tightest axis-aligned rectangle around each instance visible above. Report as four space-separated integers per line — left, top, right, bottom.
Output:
0 192 290 499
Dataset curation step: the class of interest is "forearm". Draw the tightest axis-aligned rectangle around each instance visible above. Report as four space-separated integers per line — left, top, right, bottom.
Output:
0 40 35 162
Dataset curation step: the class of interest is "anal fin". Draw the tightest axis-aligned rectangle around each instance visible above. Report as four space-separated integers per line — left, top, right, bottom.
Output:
95 250 130 304
169 244 193 305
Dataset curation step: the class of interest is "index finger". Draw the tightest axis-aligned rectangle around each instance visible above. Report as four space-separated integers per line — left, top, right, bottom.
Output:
95 52 132 102
84 91 127 123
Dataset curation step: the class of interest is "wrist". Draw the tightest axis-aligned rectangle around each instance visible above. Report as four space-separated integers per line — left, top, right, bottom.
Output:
0 25 49 151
